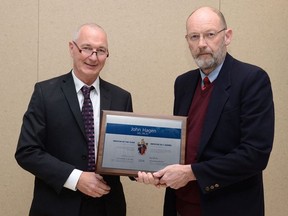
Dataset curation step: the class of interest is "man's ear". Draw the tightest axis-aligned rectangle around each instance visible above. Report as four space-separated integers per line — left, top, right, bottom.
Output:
68 41 74 57
224 28 233 46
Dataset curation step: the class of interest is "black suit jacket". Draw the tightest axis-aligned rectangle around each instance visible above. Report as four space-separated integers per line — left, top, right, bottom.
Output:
164 54 274 216
15 72 133 216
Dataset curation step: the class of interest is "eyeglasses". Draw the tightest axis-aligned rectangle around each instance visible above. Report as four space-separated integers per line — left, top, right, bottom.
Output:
72 41 109 58
186 28 226 43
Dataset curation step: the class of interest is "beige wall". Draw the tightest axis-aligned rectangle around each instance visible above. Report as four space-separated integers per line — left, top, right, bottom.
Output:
1 0 287 215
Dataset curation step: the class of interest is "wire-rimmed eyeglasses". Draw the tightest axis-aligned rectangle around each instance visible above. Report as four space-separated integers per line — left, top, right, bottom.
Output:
72 41 109 58
186 28 226 43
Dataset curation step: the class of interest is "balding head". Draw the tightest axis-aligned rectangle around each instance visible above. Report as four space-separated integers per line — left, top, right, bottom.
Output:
73 23 107 42
186 7 227 33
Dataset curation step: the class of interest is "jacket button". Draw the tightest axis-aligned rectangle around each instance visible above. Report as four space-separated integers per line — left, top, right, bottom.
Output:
82 155 87 160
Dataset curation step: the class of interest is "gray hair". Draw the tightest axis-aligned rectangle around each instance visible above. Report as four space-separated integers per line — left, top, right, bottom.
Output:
73 23 106 41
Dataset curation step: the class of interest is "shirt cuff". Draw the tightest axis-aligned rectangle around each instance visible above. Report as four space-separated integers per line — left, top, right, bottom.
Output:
63 169 83 191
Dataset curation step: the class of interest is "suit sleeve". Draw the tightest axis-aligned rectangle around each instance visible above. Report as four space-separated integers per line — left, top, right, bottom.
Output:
15 83 75 194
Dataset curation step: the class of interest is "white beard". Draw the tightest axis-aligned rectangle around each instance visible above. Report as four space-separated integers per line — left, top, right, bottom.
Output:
195 55 216 70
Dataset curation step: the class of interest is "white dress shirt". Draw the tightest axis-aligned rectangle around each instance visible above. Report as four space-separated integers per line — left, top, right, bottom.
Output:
64 71 100 191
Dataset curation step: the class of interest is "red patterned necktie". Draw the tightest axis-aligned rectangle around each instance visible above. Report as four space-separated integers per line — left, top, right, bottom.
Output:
81 86 95 171
202 76 211 90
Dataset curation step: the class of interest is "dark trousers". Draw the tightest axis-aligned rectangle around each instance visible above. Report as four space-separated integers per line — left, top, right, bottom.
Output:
79 196 106 216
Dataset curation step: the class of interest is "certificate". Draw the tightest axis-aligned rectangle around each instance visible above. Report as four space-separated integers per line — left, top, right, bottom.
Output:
96 110 187 176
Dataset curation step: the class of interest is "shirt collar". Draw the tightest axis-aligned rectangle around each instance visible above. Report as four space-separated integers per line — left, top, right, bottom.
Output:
72 70 100 95
199 61 224 83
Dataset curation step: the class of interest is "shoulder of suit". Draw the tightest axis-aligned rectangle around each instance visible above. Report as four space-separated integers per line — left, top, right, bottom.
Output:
230 59 268 83
99 78 131 95
177 69 199 81
36 72 71 86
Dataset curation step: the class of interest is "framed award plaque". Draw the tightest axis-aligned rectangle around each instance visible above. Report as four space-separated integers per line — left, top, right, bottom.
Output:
96 110 187 176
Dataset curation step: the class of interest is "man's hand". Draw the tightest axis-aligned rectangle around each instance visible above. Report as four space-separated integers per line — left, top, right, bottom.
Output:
76 172 110 198
153 164 196 189
136 171 161 187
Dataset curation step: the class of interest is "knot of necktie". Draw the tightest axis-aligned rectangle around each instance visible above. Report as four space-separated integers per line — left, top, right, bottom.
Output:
202 77 211 90
81 86 94 98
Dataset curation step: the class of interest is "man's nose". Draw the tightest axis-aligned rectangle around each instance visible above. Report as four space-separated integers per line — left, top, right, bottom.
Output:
198 36 208 47
89 52 99 60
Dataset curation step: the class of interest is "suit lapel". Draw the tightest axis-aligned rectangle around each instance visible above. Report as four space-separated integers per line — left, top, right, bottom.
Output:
99 78 112 111
61 72 86 138
197 54 233 157
177 72 200 116
61 76 113 140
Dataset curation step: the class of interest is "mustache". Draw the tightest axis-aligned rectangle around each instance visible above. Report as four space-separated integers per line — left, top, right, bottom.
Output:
197 50 212 56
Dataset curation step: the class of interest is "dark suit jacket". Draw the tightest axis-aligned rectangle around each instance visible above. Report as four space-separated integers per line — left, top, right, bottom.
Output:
164 54 274 216
15 72 133 216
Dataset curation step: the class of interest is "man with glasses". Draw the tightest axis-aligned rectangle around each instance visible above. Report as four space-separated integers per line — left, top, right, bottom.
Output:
15 23 132 216
137 6 274 216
